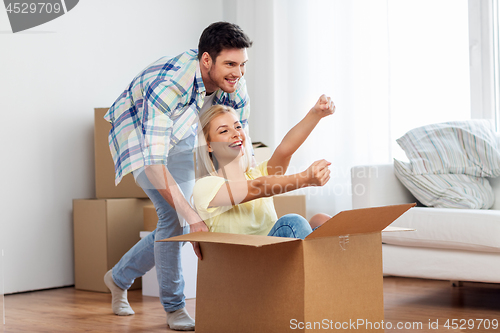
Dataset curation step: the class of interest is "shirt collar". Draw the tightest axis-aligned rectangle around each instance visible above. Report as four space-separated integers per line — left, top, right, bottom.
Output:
194 60 206 96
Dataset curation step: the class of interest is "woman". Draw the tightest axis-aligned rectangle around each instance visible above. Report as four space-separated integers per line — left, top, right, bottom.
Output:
193 95 335 239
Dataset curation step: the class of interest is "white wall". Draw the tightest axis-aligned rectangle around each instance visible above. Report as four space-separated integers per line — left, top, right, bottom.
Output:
222 0 277 146
0 0 223 293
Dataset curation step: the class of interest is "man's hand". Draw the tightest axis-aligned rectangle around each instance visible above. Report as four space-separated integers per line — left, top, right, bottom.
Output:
189 221 209 260
311 94 335 118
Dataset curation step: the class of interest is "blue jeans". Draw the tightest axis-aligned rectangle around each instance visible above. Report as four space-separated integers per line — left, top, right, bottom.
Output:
111 136 195 313
267 214 313 239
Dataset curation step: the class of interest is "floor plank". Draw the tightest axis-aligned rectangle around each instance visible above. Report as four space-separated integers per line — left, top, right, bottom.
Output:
2 277 500 332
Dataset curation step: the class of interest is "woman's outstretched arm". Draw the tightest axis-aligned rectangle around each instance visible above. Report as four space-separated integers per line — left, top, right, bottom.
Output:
208 159 331 207
267 94 335 176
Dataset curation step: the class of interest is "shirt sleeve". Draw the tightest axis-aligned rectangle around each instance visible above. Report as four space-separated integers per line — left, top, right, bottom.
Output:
256 159 269 176
246 160 269 179
192 176 229 220
142 79 185 166
233 76 250 130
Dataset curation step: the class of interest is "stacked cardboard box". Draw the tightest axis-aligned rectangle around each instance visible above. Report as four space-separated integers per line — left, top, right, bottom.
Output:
73 198 150 292
251 141 271 164
94 108 148 199
72 109 151 292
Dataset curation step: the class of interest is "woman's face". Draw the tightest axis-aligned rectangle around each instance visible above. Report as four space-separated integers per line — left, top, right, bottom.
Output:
207 112 246 161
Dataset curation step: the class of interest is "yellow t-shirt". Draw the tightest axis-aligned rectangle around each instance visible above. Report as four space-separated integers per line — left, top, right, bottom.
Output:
192 160 278 235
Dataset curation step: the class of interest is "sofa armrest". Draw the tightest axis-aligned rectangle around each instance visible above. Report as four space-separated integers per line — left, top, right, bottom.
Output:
490 176 500 210
351 164 417 209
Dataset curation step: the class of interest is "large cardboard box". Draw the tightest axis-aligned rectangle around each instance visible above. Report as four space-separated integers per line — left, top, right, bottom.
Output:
252 142 271 163
162 203 415 332
143 205 157 231
274 194 306 218
73 198 152 292
94 108 148 199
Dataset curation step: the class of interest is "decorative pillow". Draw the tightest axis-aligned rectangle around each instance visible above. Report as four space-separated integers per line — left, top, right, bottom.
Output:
396 120 500 178
394 159 494 209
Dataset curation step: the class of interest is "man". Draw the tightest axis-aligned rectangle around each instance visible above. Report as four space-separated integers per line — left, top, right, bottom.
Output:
103 22 252 331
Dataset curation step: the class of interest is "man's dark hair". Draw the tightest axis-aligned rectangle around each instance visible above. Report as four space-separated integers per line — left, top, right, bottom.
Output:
198 22 252 61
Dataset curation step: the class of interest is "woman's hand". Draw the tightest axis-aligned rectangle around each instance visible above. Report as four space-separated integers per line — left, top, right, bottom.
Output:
301 159 331 187
310 94 335 118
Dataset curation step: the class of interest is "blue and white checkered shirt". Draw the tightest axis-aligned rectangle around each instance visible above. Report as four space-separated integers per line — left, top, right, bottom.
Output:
104 49 250 185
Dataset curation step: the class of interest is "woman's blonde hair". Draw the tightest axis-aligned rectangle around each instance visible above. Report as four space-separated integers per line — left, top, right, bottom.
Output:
195 105 253 179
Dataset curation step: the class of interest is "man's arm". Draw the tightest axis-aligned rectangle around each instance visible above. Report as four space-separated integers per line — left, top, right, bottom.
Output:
144 164 208 259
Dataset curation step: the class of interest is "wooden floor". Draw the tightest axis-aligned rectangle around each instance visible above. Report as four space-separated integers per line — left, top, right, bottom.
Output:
2 277 500 332
382 278 500 332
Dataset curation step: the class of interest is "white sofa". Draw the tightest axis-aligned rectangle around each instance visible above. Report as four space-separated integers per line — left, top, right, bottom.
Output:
351 163 500 283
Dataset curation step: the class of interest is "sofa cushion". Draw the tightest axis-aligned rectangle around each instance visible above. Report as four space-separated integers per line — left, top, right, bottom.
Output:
396 120 500 178
394 159 494 209
383 207 500 253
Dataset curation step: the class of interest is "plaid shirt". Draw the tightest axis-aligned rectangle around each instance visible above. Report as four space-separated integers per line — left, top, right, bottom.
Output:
104 49 250 185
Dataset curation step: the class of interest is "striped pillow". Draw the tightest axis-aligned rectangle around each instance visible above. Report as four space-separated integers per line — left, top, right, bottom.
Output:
394 159 494 209
396 120 500 178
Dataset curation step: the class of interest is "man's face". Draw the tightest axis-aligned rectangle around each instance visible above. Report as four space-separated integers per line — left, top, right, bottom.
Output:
204 48 248 94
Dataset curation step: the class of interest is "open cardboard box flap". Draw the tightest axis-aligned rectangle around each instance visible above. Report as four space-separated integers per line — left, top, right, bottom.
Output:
160 203 415 246
305 203 415 240
162 231 299 247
